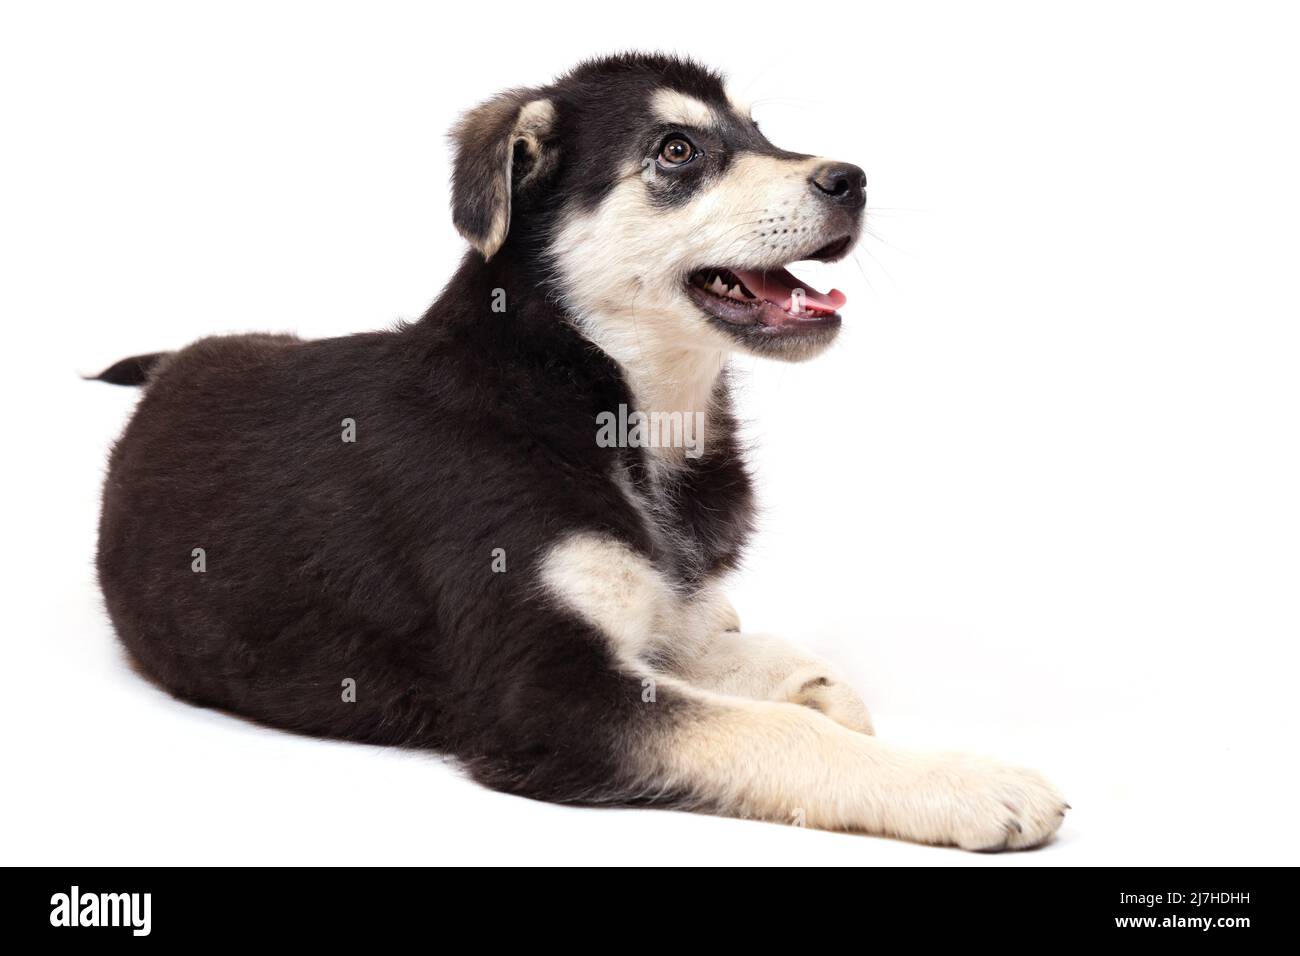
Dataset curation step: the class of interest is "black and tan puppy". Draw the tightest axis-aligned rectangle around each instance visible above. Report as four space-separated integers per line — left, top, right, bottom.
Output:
95 53 1066 850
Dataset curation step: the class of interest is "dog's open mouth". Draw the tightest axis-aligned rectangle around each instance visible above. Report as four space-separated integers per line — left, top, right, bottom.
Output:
684 236 850 334
686 265 846 327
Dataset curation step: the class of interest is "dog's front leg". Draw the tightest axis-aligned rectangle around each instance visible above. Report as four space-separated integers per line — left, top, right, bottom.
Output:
673 625 875 735
648 681 1067 849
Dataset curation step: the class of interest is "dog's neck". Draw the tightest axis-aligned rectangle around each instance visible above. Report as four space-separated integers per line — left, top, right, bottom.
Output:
567 305 729 466
576 312 726 413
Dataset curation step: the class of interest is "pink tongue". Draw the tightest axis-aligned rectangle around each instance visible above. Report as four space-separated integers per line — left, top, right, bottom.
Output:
732 267 847 313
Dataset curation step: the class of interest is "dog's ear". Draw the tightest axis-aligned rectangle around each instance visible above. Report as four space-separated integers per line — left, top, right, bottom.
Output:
450 91 557 261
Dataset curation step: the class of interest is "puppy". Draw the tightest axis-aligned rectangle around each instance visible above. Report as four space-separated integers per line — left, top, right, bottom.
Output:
94 53 1066 850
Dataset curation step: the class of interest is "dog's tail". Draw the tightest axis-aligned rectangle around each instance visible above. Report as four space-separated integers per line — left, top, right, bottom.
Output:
85 352 170 387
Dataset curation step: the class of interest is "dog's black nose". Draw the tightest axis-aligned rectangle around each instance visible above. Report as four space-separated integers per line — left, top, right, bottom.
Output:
810 162 867 209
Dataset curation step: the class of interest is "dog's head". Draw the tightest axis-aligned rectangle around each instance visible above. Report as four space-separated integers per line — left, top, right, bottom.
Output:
451 54 865 366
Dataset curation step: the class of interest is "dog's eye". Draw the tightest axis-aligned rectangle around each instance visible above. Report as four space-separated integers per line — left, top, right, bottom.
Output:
658 138 696 167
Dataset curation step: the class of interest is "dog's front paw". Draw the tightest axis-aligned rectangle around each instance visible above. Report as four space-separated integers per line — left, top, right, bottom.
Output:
907 755 1068 851
782 671 874 735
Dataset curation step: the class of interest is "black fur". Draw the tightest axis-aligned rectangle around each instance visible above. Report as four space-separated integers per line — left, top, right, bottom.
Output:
90 352 170 386
96 55 764 807
551 54 805 213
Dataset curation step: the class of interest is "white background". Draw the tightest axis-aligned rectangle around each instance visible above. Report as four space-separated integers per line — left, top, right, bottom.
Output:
3 1 1298 865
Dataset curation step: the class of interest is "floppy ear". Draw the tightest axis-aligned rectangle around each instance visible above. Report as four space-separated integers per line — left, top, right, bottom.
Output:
450 91 557 261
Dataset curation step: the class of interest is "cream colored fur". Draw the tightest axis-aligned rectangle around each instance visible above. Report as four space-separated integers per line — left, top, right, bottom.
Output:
651 89 720 128
651 680 1066 850
678 630 874 735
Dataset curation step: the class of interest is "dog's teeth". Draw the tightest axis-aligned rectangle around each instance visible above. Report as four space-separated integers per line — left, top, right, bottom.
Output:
697 270 759 304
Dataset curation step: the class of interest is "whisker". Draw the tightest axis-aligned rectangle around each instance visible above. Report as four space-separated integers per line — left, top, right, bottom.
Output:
850 251 876 292
856 240 898 287
863 226 915 258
